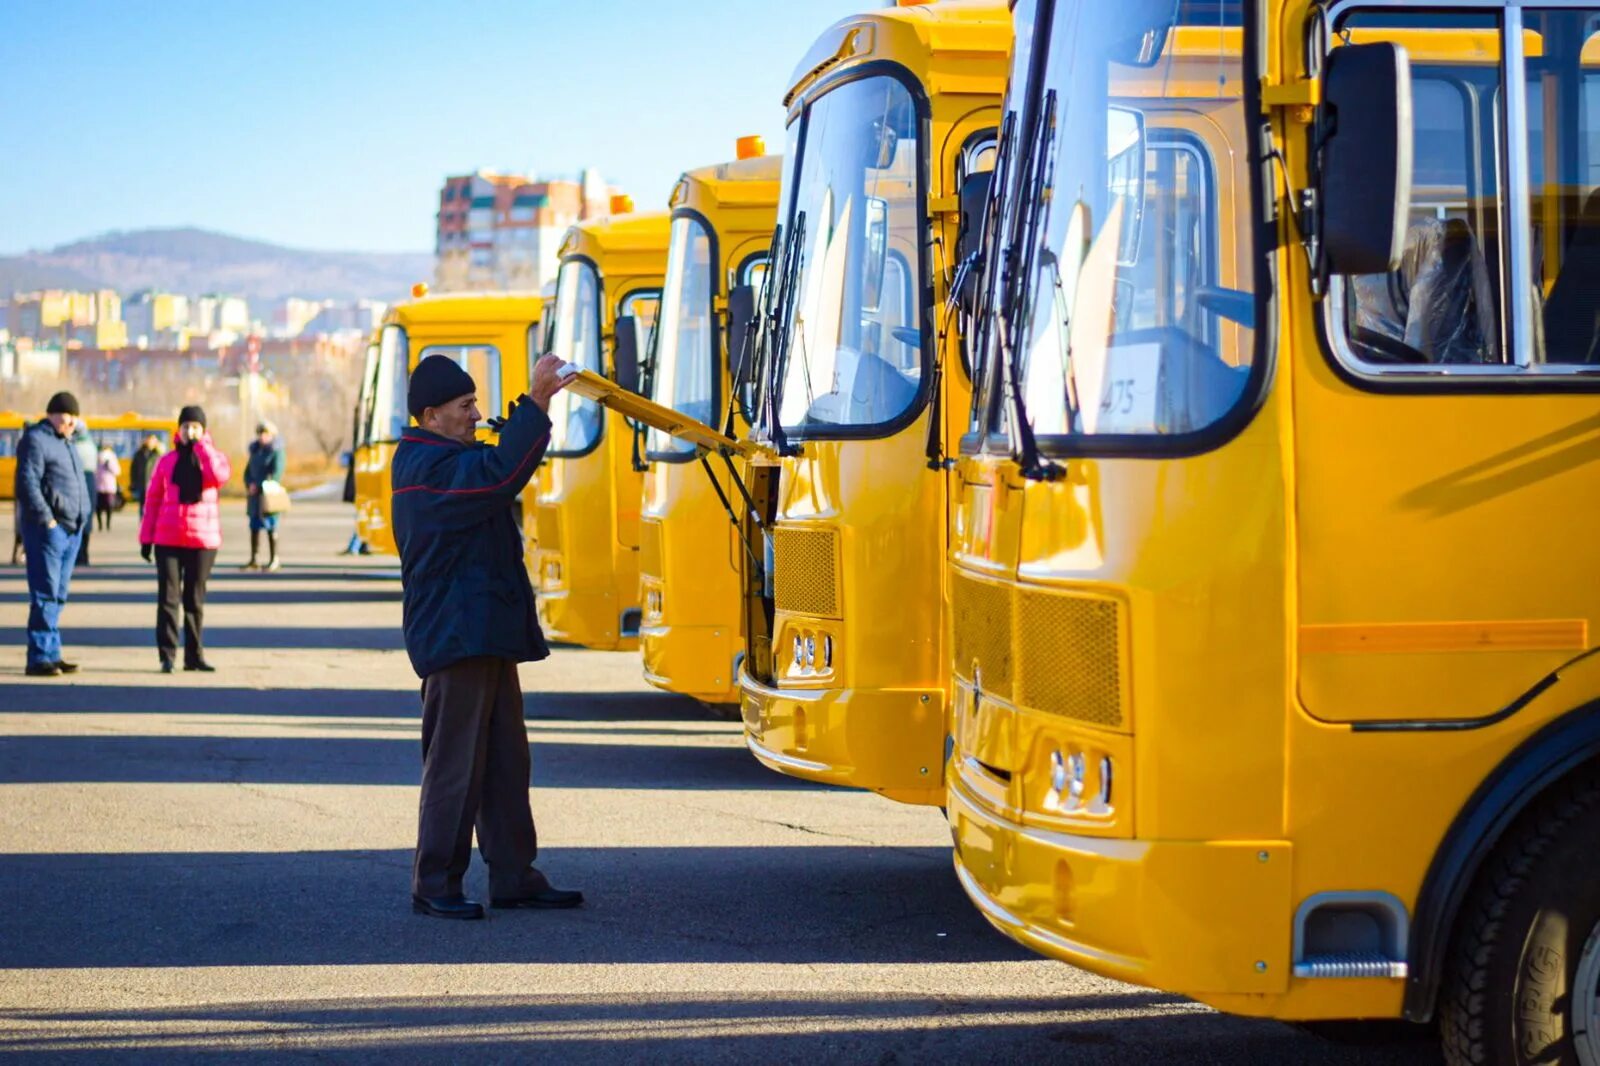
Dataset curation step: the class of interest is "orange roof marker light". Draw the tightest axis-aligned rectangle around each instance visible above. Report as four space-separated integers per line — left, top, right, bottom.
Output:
610 193 634 214
411 282 429 299
736 135 765 160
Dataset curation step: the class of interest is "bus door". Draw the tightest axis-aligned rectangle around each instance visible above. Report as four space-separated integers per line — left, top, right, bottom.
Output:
1295 10 1600 727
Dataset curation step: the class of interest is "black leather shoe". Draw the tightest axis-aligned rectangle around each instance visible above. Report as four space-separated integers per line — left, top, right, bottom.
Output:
184 660 216 673
412 893 485 920
25 663 61 677
491 887 584 909
53 660 79 674
160 660 174 674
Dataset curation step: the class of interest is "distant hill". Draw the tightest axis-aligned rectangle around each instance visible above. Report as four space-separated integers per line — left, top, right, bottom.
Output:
0 228 432 304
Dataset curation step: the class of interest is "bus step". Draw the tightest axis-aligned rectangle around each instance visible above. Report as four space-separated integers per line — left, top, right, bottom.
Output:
1292 953 1408 979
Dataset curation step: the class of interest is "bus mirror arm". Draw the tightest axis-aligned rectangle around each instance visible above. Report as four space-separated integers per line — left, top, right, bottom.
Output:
1314 42 1415 281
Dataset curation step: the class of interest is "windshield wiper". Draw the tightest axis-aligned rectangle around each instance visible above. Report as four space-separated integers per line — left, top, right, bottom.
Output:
720 226 783 440
943 110 1018 468
760 211 806 458
630 314 663 472
998 88 1065 482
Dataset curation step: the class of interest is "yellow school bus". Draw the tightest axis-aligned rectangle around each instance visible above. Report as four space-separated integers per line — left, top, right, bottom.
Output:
1 410 171 499
528 207 669 650
946 2 1600 1062
638 143 780 708
732 0 1007 803
589 1 1007 797
353 291 542 555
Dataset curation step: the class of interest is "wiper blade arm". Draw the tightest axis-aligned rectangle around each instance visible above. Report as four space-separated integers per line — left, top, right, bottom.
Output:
999 89 1064 482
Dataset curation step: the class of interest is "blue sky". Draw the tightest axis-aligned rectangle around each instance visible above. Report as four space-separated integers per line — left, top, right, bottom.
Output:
0 0 876 255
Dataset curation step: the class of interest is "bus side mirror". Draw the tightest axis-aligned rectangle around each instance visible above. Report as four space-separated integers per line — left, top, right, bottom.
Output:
727 283 757 386
1318 42 1414 275
613 314 641 393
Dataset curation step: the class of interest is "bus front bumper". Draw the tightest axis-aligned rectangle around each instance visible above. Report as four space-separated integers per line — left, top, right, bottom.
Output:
537 588 636 652
739 667 943 804
641 622 738 704
947 776 1294 1003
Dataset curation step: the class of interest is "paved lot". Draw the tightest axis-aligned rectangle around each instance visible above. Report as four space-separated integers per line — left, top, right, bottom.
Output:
0 500 1441 1063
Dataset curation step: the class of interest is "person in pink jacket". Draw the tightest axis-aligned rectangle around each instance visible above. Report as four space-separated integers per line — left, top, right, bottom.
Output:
137 405 232 673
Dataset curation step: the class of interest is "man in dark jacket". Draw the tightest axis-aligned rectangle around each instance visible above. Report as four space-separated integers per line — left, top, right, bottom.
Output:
16 392 89 677
129 433 165 518
392 352 581 920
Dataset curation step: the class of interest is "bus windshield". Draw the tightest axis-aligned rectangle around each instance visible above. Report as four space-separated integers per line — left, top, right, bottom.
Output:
370 324 410 444
547 257 604 456
648 216 715 457
769 74 924 436
991 0 1253 444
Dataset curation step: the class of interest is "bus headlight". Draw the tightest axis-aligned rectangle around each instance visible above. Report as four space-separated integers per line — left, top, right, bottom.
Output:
793 635 804 666
804 636 816 668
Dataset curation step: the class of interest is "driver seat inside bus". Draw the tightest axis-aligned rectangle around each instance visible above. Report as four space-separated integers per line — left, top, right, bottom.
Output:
1541 186 1600 364
1349 216 1496 365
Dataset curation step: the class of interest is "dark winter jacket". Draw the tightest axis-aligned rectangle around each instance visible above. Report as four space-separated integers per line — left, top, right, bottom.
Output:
130 443 163 501
244 440 287 520
391 399 552 678
16 419 88 532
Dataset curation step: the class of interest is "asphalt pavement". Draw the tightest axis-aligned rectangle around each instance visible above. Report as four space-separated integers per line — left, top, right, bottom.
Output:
0 500 1442 1063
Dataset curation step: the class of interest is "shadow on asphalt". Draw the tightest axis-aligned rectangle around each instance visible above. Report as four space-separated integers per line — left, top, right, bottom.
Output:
2 844 1035 969
0 732 824 790
0 993 1446 1066
0 565 401 583
0 684 710 723
49 589 403 605
0 626 408 651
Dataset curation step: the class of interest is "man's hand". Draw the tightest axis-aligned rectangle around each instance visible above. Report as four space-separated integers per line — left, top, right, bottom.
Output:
140 543 153 562
485 400 514 434
529 354 573 412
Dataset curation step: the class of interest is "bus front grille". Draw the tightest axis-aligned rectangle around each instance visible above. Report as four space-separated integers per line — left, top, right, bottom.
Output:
772 526 840 619
1016 589 1124 729
535 505 562 552
952 571 1014 700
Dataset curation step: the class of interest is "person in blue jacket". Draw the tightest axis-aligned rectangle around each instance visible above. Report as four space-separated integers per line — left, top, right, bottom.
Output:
16 392 90 676
392 351 582 920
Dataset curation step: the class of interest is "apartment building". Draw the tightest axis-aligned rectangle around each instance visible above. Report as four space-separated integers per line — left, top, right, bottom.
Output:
434 168 615 292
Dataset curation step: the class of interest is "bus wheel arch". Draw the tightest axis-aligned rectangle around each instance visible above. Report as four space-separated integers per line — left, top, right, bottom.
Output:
1406 698 1600 1027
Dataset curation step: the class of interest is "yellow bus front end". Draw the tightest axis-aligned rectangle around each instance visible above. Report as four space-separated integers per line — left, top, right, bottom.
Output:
727 0 1007 805
638 146 780 708
530 210 668 650
949 2 1600 1062
353 292 542 556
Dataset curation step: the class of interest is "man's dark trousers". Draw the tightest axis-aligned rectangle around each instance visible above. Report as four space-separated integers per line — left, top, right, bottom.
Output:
413 656 538 898
21 521 84 668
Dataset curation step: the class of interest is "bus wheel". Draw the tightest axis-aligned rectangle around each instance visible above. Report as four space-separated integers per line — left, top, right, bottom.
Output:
1440 771 1600 1066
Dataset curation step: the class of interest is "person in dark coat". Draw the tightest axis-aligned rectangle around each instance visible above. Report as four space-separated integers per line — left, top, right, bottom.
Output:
15 392 89 676
71 423 97 566
241 420 286 571
129 433 166 519
392 352 581 920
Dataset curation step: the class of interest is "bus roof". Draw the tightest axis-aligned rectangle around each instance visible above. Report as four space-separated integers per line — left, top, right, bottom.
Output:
784 0 1010 114
385 291 544 328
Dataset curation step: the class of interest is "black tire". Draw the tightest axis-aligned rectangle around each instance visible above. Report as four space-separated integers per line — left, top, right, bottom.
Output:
1440 770 1600 1066
696 700 742 722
